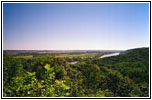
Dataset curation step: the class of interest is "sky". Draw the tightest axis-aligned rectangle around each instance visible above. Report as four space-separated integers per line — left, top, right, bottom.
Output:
3 3 149 50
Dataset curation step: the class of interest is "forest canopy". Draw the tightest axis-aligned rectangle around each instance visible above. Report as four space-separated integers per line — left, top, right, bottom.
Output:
3 47 149 97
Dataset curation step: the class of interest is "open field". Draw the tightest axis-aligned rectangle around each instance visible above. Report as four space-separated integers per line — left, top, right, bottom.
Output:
56 53 101 58
12 53 100 58
4 50 120 59
14 55 33 58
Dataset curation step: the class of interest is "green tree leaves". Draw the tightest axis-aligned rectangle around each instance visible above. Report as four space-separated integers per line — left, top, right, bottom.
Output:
4 64 70 97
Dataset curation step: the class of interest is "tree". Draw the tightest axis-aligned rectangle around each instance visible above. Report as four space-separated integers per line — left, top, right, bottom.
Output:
80 64 101 89
3 64 70 97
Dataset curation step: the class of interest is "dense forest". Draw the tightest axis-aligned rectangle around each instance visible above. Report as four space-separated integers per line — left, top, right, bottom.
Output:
3 47 149 97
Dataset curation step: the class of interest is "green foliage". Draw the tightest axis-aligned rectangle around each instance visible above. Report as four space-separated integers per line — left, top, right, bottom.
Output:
80 64 101 89
3 64 70 97
3 47 149 97
87 89 114 97
3 72 39 97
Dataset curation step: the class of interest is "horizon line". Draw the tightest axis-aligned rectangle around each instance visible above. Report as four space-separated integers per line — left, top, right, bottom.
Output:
3 47 149 51
3 49 124 51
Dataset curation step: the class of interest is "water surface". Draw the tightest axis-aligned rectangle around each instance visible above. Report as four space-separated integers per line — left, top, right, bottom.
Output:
100 52 120 58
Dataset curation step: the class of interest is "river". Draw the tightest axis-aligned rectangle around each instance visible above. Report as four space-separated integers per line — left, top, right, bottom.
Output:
100 52 120 58
68 52 120 64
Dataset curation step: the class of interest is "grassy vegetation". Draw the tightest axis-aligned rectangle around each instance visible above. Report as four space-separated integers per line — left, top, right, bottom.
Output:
10 52 112 59
55 53 99 57
14 55 33 58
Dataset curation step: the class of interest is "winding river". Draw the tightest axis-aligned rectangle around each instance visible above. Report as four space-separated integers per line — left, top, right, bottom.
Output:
100 52 120 58
68 52 120 64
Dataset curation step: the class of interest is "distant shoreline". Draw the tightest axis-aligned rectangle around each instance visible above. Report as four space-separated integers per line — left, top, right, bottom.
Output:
3 50 124 54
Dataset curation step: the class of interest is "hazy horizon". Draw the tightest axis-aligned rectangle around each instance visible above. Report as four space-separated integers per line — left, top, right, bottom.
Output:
3 46 149 51
3 3 150 50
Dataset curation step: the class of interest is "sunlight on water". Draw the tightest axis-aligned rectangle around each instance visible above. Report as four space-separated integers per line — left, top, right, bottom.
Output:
100 53 120 58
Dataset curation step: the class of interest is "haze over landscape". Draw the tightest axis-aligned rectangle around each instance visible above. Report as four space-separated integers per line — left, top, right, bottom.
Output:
3 3 149 50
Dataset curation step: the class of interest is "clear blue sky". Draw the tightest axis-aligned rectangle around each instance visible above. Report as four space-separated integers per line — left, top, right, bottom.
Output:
3 3 149 50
